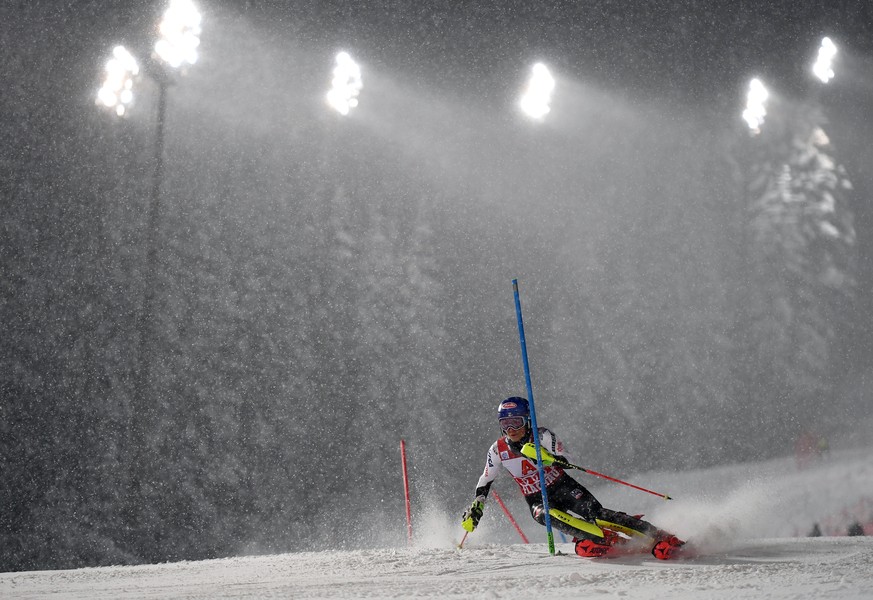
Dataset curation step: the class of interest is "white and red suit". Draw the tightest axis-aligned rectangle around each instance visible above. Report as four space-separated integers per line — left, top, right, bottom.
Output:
472 426 662 543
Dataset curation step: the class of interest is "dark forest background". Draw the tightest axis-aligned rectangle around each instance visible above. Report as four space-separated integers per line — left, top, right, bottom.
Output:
3 1 872 571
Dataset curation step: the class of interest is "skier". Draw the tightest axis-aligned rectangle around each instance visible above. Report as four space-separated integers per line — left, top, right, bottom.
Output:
461 397 685 559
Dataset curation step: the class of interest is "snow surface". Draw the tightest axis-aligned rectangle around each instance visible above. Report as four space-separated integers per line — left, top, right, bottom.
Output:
3 446 872 599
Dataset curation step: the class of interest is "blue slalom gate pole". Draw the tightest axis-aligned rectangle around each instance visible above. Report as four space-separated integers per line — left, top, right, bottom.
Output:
512 278 556 556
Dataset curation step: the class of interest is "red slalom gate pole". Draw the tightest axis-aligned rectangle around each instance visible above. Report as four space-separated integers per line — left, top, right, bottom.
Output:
400 439 413 545
492 490 529 543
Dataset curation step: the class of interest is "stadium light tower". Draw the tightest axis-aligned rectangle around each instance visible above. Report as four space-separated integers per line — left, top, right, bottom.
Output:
134 0 202 405
519 62 555 120
742 78 769 134
812 37 837 84
326 52 363 115
94 0 202 444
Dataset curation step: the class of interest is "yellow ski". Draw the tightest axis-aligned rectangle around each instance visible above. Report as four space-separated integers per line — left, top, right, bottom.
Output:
548 509 604 537
594 519 650 539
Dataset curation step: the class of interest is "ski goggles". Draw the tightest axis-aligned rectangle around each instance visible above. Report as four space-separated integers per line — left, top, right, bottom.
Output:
499 416 528 432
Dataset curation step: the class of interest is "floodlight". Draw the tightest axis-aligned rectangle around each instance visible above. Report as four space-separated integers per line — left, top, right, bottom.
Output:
326 51 363 115
741 78 768 133
96 45 140 117
154 0 202 68
519 63 555 120
812 37 837 84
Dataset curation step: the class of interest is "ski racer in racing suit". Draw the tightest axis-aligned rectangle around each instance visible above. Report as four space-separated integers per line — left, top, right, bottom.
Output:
461 397 684 559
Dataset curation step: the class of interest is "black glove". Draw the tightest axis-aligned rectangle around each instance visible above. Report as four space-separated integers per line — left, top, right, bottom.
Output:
462 498 485 532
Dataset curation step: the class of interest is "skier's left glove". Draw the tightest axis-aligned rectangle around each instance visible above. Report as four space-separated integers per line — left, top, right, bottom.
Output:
462 497 485 532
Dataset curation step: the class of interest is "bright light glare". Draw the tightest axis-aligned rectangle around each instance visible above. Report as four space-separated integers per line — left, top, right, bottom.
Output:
519 63 555 120
96 45 140 117
742 78 768 133
812 37 837 83
326 52 363 115
154 0 202 68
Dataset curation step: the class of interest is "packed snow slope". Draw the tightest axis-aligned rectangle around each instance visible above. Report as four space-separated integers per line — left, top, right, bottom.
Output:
3 445 872 599
2 538 872 599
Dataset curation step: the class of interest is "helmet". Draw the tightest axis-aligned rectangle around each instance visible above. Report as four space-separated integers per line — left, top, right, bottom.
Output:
497 396 530 420
498 397 530 435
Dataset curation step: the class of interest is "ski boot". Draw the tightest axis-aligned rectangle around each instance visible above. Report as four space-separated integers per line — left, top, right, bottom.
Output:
574 537 613 557
651 535 685 560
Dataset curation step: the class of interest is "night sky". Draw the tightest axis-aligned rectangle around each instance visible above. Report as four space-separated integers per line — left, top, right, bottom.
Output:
7 2 873 124
12 2 872 101
245 1 873 98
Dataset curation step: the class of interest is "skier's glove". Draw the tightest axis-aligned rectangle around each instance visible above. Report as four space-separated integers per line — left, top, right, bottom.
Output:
462 498 485 532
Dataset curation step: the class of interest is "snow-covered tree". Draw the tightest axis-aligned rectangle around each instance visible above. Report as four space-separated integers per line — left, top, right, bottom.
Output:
734 102 857 450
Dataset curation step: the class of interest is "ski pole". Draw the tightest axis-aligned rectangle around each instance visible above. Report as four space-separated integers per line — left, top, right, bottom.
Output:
570 464 672 500
521 443 672 500
458 531 469 549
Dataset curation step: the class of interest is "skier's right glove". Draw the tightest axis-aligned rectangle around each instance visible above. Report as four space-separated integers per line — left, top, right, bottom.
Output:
462 498 485 532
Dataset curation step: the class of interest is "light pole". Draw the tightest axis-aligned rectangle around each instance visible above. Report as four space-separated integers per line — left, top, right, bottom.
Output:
96 0 201 408
322 50 362 235
136 69 169 425
96 0 201 550
135 0 201 496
